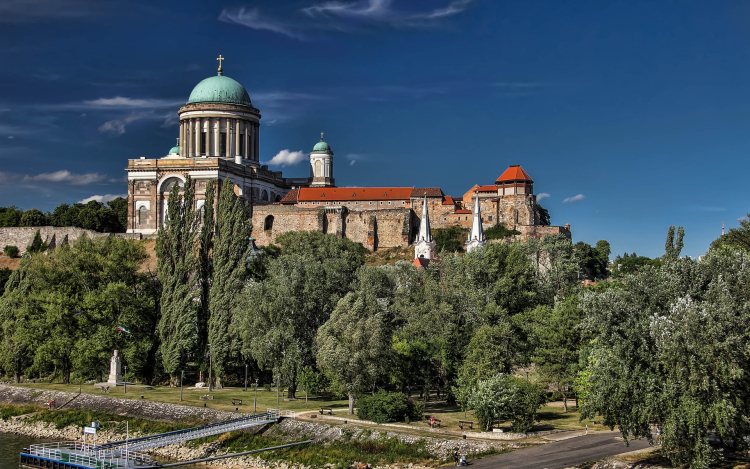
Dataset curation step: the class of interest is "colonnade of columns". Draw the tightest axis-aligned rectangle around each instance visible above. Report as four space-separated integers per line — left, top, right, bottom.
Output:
178 117 259 162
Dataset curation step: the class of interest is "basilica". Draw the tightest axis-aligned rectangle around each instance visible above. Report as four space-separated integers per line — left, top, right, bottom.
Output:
126 59 570 255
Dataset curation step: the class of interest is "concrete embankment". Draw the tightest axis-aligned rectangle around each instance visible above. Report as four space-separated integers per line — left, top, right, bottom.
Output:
0 384 519 469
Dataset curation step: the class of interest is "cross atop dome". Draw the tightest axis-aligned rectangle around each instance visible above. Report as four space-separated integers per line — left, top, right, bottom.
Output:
217 55 225 75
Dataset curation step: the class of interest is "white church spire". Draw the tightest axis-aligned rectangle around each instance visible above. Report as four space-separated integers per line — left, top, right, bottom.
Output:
414 196 435 260
466 194 487 252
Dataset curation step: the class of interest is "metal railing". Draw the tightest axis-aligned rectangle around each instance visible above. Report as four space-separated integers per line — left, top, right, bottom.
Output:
25 441 153 469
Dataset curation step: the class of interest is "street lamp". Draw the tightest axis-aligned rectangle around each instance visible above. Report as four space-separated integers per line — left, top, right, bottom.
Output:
180 370 184 401
123 365 128 394
244 365 248 392
254 378 258 413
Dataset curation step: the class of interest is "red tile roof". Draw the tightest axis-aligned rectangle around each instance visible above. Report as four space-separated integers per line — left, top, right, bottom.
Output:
279 188 299 204
496 165 533 183
442 196 456 206
476 185 498 192
411 187 444 198
413 258 431 269
455 209 471 214
297 187 413 202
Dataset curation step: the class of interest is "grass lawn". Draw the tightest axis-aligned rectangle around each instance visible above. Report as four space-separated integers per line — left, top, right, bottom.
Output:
11 382 349 415
9 383 605 434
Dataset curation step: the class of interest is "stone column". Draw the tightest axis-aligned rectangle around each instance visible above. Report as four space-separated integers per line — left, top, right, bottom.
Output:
213 118 219 157
244 122 249 159
254 124 259 161
179 121 184 156
226 118 231 157
195 119 201 156
235 119 240 157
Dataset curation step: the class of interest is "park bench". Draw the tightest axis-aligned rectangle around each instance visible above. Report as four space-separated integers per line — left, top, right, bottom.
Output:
458 420 474 430
320 407 333 415
200 395 214 400
428 418 441 428
231 398 243 405
593 420 604 425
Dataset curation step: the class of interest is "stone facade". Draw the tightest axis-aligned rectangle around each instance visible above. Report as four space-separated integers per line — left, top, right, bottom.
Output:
0 227 140 254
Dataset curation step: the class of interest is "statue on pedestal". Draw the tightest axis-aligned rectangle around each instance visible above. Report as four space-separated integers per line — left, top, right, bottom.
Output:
107 350 122 385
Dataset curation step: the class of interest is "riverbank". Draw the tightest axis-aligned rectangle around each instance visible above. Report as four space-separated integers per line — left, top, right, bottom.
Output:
0 385 522 469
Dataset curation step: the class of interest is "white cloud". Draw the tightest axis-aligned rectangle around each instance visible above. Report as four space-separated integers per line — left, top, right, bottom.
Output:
350 160 356 166
78 193 127 204
98 111 154 135
221 0 473 40
264 150 307 167
536 193 550 201
218 8 305 39
49 96 182 111
22 170 105 185
562 194 585 204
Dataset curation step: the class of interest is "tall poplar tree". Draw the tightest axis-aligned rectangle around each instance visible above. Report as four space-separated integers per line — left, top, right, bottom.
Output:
208 180 251 387
197 180 215 361
156 176 199 384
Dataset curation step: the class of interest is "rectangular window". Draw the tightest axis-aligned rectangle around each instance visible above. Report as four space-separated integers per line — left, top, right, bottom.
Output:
239 137 245 157
200 132 207 155
220 132 227 157
488 216 492 221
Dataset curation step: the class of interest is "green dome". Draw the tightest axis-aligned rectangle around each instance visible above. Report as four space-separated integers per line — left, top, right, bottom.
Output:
187 72 252 106
168 145 180 155
312 134 332 153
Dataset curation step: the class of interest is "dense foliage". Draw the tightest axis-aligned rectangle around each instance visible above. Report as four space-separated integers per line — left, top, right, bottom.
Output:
356 391 423 423
0 199 128 233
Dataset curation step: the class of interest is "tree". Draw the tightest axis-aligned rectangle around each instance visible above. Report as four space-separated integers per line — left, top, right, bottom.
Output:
156 176 199 384
208 180 251 387
107 197 129 232
521 295 584 412
27 230 47 253
468 377 514 431
196 180 215 373
578 250 750 468
484 224 521 240
20 209 47 227
710 215 750 253
524 234 579 303
433 226 467 253
0 236 156 384
3 245 19 258
235 231 365 399
535 203 550 226
315 267 394 413
0 206 23 227
664 225 685 259
575 240 610 279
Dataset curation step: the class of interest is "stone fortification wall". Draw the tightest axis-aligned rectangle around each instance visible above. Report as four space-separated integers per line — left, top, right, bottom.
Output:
0 227 141 253
516 224 572 240
251 205 323 246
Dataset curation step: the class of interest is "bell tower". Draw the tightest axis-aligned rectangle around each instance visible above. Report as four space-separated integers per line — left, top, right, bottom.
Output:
309 133 335 187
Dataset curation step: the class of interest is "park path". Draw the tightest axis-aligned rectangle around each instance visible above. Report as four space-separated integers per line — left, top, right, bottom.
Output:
471 431 652 469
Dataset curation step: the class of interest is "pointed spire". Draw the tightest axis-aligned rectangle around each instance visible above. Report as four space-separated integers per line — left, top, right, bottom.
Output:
418 195 432 242
466 194 487 252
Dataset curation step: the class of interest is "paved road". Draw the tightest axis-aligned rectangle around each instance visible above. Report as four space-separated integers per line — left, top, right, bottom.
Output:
471 432 652 469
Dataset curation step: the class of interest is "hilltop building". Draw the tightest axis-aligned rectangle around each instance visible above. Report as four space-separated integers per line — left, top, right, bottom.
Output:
126 58 570 249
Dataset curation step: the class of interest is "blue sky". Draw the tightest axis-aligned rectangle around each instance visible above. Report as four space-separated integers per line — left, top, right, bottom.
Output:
1 0 749 258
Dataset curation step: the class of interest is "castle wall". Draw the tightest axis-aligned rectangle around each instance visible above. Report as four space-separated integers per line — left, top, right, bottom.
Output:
0 227 141 254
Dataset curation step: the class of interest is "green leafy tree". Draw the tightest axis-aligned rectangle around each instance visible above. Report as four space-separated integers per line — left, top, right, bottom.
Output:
535 203 551 226
235 231 365 399
664 225 685 259
107 197 129 232
468 377 514 431
433 226 468 253
524 234 579 303
196 180 215 371
484 224 521 240
315 267 394 413
156 176 199 384
579 250 750 468
208 181 251 387
0 206 23 227
27 230 48 253
710 215 750 253
521 295 584 412
0 236 156 383
20 209 47 227
3 245 19 258
298 365 330 395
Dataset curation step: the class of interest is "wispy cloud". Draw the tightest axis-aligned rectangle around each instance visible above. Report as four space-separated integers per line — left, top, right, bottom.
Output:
220 0 473 40
688 205 726 212
264 150 307 167
22 170 105 185
536 193 550 201
78 193 127 204
218 8 305 40
99 111 155 135
0 0 99 23
562 194 585 203
72 96 181 110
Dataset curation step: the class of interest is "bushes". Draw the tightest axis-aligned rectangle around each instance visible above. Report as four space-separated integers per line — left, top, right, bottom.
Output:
3 245 18 258
357 391 423 423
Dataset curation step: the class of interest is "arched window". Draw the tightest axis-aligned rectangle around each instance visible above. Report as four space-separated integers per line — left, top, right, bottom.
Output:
138 206 147 226
315 160 322 178
264 215 274 231
275 194 281 202
261 190 269 202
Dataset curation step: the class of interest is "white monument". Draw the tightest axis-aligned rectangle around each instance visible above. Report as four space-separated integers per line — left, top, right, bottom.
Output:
466 194 487 252
107 350 122 385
